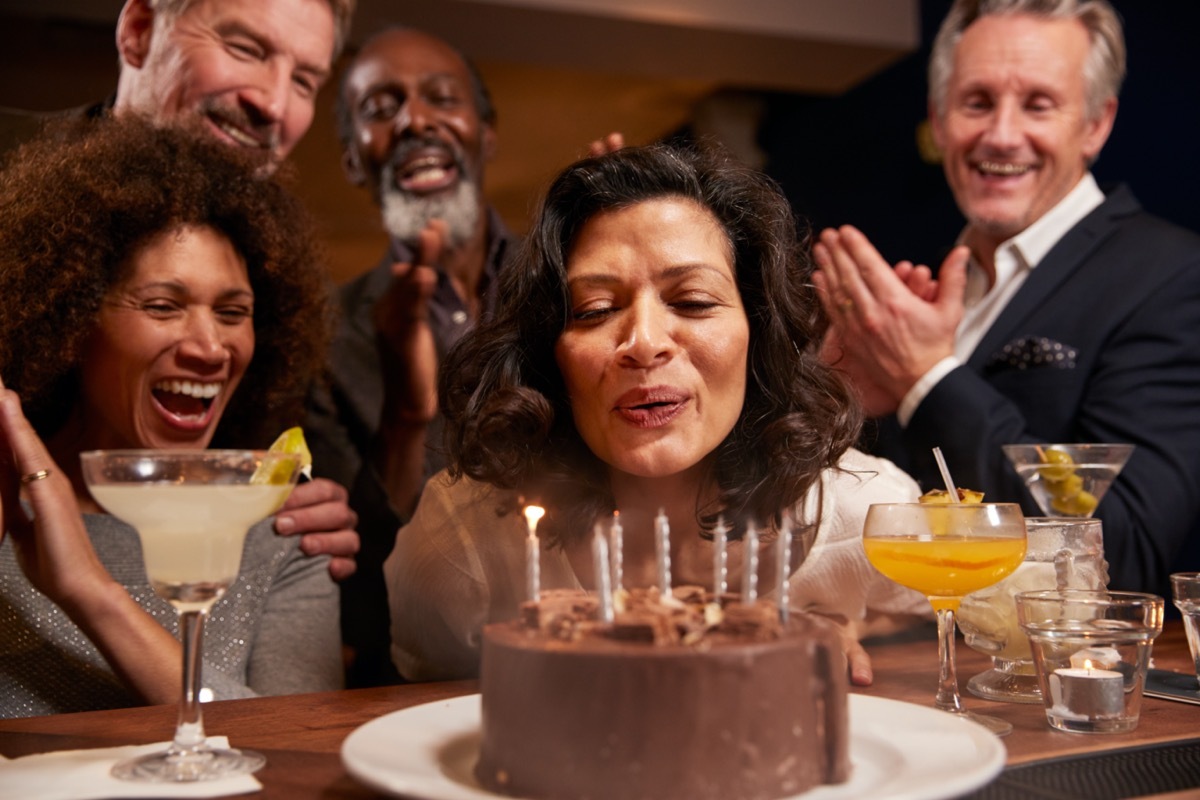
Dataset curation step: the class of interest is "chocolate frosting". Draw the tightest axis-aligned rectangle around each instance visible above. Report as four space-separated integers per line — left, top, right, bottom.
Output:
476 586 850 800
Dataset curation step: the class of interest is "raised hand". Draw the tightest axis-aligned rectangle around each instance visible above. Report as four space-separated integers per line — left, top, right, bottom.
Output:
375 221 444 427
586 131 625 158
0 381 107 610
0 377 180 704
372 221 446 517
813 225 969 413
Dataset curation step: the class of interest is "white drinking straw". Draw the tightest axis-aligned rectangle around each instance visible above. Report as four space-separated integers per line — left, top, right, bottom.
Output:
933 447 958 500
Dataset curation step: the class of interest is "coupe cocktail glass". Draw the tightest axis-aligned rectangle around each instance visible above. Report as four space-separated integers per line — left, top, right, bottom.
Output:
80 449 301 782
1002 444 1133 518
958 518 1108 703
863 502 1026 736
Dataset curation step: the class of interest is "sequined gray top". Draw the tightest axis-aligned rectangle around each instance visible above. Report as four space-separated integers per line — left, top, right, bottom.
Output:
1 513 343 719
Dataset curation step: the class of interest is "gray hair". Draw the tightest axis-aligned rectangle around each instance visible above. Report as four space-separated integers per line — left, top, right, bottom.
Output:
149 0 356 60
928 0 1125 121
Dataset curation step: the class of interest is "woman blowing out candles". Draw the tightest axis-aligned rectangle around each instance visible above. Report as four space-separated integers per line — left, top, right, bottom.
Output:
385 144 930 683
0 117 345 718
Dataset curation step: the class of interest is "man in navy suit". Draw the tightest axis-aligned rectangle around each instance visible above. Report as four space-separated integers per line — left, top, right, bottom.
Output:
814 0 1200 595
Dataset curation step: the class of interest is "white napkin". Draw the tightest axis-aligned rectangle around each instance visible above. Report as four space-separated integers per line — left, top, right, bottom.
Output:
0 736 262 800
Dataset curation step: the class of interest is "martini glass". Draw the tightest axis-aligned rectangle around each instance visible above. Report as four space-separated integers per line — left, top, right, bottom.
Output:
863 503 1026 736
1002 444 1134 518
79 449 301 782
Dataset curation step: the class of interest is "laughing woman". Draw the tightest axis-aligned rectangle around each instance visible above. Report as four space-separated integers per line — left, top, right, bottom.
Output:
0 117 343 718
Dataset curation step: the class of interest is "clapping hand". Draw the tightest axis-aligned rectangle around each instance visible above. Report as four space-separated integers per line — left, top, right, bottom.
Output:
812 225 969 415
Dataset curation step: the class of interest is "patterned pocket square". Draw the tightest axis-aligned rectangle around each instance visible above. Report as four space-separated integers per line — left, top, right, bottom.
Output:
987 336 1077 370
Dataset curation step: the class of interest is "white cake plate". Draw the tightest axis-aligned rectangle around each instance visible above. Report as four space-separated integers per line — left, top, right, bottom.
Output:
341 694 1005 800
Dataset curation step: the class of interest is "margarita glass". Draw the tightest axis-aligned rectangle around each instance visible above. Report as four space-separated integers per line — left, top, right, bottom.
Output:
80 449 301 782
864 502 1026 736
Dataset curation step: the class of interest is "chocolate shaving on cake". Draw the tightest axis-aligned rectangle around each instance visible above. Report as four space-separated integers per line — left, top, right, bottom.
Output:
520 585 789 646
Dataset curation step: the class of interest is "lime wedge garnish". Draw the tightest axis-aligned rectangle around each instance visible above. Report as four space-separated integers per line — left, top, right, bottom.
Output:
251 427 312 485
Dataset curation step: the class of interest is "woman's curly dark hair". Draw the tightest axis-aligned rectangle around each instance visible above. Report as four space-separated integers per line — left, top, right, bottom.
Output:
440 142 863 545
0 115 334 447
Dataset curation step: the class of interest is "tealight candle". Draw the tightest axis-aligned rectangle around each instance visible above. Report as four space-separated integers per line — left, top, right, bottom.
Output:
655 508 672 599
593 523 614 623
1070 647 1122 671
742 521 759 605
713 515 728 597
776 517 792 622
609 512 624 592
523 505 545 603
1049 667 1124 720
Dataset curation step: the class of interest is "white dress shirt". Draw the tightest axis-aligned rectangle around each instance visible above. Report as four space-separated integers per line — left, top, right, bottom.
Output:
896 173 1106 426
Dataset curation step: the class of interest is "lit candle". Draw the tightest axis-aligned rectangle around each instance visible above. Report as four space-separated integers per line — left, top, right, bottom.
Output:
1070 647 1122 671
776 516 792 622
713 515 728 596
524 505 545 603
742 521 759 605
1049 667 1124 720
593 523 614 623
655 507 672 599
609 511 624 592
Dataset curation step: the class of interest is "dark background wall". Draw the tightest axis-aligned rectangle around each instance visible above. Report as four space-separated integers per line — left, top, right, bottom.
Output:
758 0 1200 268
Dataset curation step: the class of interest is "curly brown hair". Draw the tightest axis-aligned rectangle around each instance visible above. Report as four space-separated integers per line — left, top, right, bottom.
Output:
440 143 863 546
0 115 334 448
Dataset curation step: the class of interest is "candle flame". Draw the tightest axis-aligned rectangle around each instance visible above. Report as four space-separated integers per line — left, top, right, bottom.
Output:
1082 658 1095 670
524 505 545 536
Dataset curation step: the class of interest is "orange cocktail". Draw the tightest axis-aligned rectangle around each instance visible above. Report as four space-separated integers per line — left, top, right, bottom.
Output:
864 536 1027 611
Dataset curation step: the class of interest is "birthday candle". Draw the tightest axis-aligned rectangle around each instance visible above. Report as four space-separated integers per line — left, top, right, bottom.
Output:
655 508 672 598
743 521 759 604
609 511 624 592
776 516 793 622
523 505 545 602
713 515 728 596
593 523 614 623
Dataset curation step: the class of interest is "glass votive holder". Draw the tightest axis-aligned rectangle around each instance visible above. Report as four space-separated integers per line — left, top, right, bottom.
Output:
1169 572 1200 681
1016 590 1164 734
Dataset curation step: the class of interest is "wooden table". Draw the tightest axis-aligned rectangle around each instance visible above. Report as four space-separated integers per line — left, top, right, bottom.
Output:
2 622 1197 798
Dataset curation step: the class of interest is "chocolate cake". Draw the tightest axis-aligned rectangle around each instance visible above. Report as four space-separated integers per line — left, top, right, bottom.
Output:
475 586 850 800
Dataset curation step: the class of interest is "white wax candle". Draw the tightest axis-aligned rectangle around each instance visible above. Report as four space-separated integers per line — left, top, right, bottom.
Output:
1049 667 1124 720
776 517 792 622
593 523 614 623
713 515 728 596
655 507 672 599
609 512 624 592
743 521 759 605
523 505 545 603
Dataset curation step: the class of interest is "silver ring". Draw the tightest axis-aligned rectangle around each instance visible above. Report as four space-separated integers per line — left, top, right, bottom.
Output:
20 469 51 485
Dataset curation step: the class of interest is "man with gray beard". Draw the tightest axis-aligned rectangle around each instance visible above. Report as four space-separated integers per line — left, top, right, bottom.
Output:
306 27 514 686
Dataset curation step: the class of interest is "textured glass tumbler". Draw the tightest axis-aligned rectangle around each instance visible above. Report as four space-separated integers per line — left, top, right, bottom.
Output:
959 518 1107 703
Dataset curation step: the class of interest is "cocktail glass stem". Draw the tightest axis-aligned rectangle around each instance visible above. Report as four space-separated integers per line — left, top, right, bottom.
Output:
935 607 965 713
170 609 209 766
